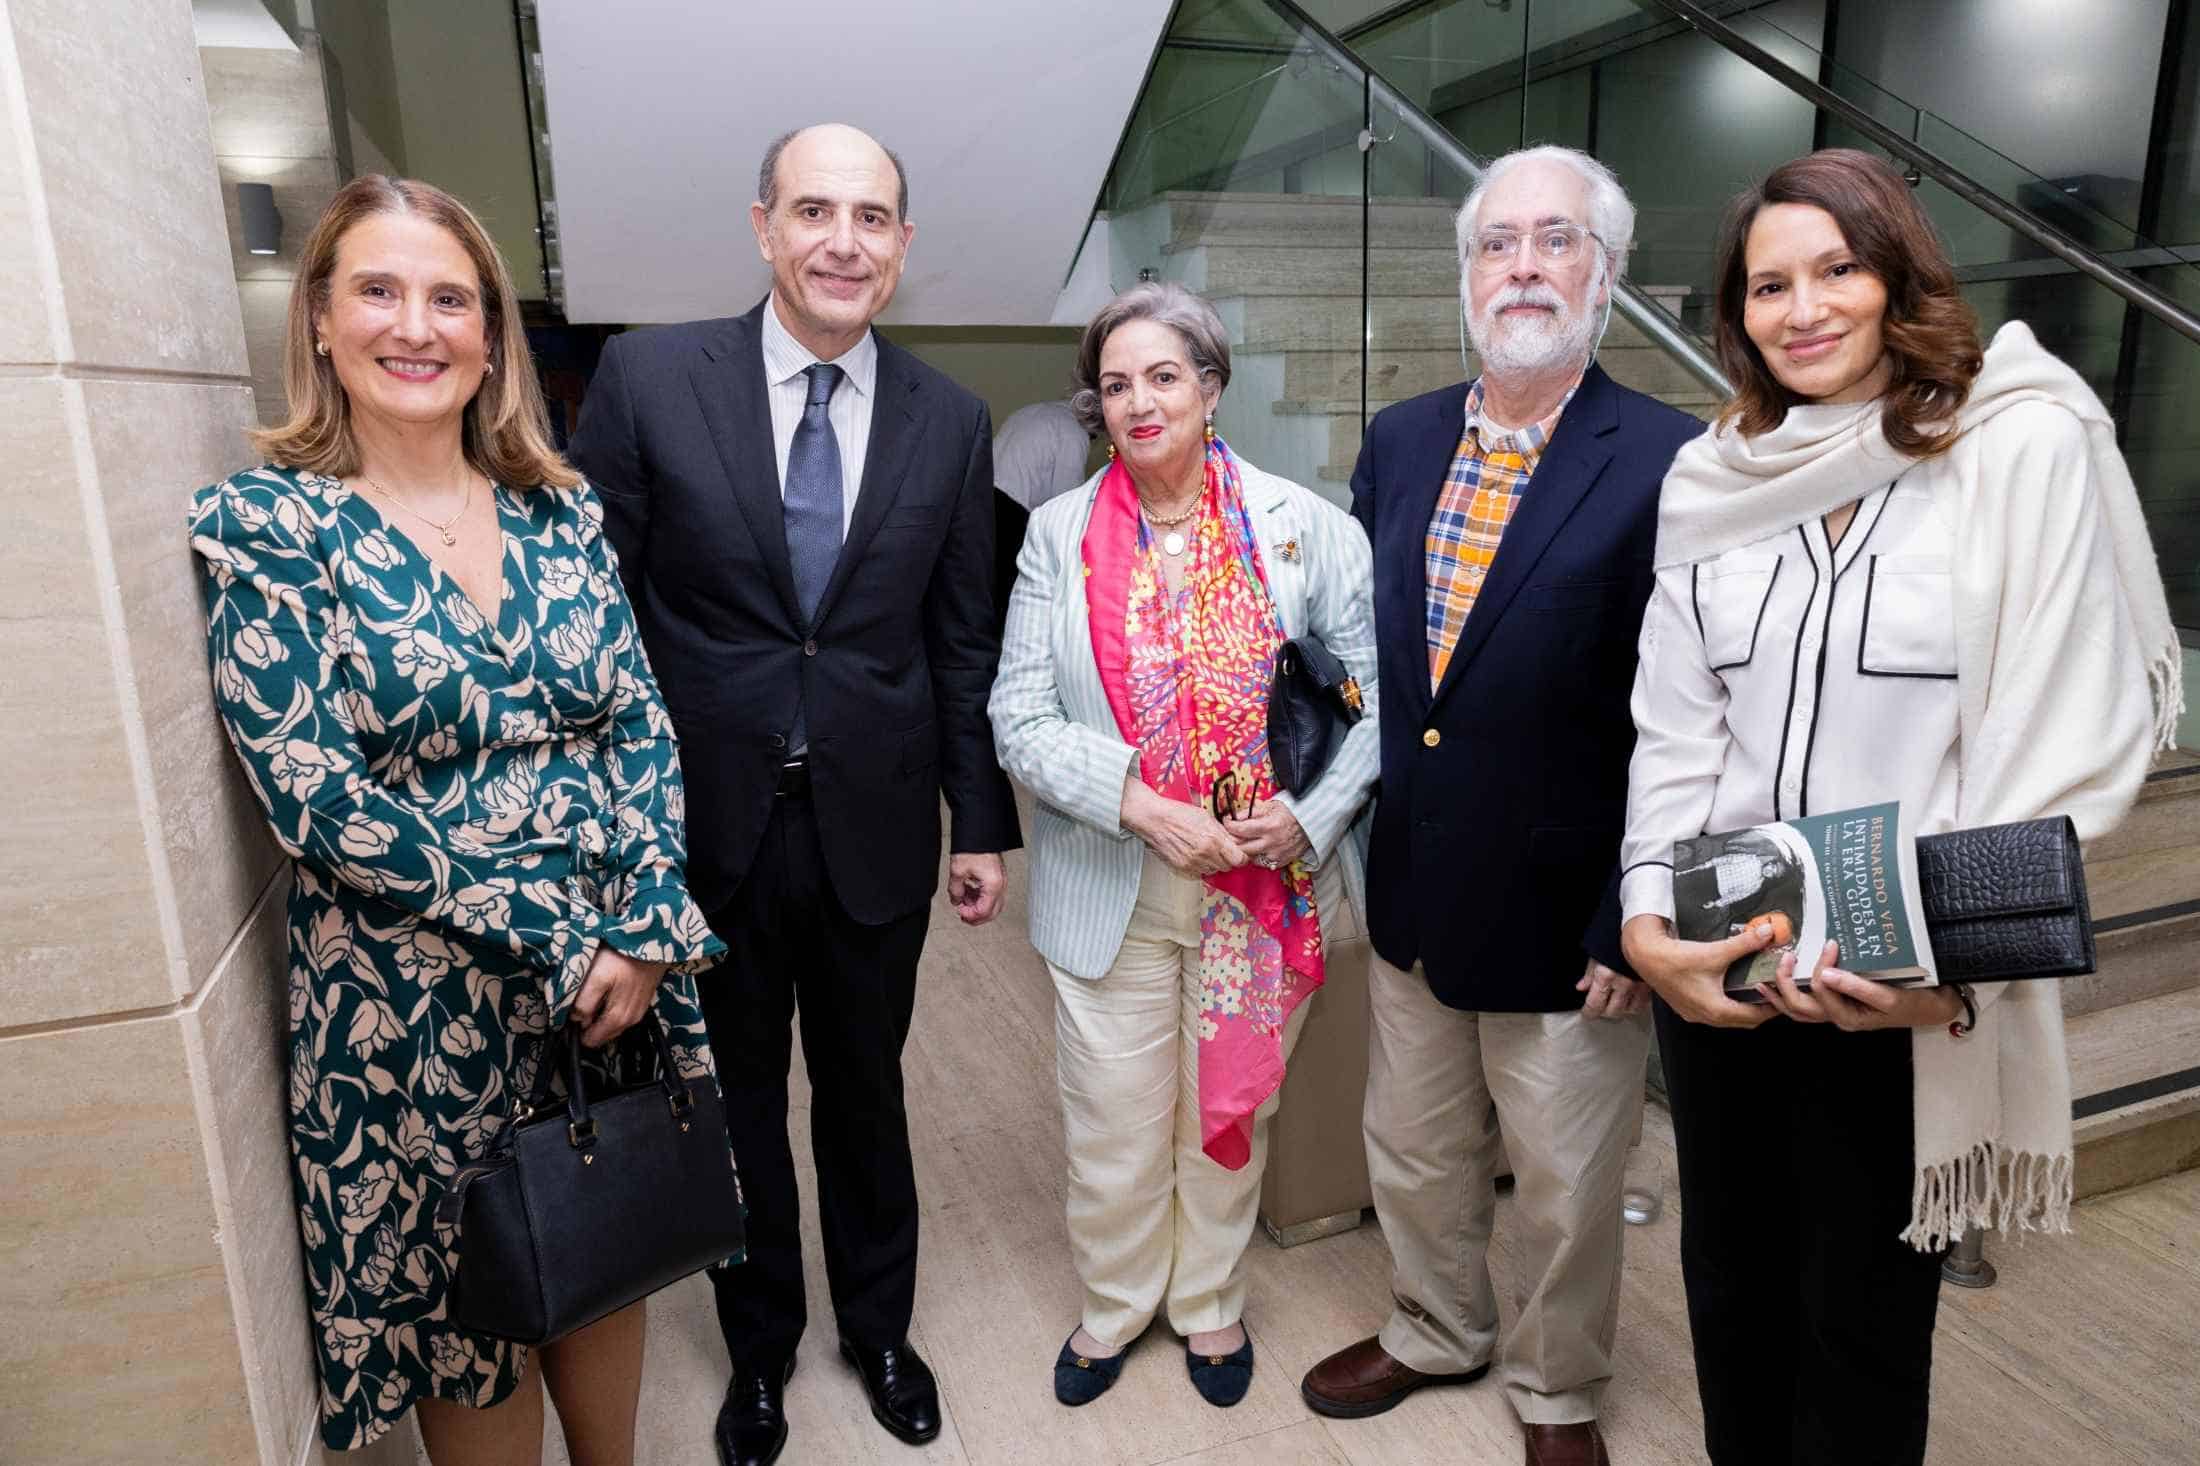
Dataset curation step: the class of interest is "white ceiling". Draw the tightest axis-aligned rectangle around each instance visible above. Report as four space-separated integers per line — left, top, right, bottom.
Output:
535 0 1173 326
191 0 296 50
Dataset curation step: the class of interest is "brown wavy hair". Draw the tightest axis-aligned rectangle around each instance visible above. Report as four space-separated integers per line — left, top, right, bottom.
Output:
250 175 578 488
1712 148 1982 458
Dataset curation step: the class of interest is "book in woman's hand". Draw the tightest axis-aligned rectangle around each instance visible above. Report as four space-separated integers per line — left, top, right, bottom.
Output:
1672 801 1939 1001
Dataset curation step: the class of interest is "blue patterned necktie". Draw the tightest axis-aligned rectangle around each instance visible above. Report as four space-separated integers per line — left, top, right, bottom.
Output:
783 362 843 751
785 362 845 621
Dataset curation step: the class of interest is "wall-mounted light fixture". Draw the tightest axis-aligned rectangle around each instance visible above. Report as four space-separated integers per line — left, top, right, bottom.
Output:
239 182 282 256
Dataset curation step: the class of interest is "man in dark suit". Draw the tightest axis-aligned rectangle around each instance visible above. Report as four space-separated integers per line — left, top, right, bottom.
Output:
568 123 1020 1466
1298 148 1701 1466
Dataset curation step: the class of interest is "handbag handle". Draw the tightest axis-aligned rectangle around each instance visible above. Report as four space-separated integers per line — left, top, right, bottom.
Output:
506 1009 692 1153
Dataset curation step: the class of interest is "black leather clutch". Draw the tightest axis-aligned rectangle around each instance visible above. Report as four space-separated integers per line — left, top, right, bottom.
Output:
1267 635 1365 796
437 1013 745 1346
1916 816 2096 983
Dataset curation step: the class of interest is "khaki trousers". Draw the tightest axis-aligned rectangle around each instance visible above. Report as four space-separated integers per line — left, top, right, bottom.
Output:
1364 954 1650 1424
1048 854 1319 1348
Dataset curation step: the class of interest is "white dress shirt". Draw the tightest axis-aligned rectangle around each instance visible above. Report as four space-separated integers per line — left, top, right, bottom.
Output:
759 293 877 535
1621 470 1964 923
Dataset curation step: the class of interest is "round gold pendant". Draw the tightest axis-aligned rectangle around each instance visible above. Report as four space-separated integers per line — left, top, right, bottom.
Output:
1163 531 1186 556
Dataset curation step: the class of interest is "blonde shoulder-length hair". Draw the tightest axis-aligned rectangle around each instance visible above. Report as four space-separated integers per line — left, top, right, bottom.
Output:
251 174 579 489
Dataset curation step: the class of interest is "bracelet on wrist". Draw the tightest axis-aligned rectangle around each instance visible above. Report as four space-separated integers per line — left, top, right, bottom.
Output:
1946 982 1978 1037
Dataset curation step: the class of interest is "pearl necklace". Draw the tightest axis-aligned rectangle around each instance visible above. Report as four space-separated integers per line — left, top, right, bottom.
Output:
1138 495 1199 557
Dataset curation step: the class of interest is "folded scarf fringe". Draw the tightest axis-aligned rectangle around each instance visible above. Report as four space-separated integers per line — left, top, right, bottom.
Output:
1903 1142 2074 1252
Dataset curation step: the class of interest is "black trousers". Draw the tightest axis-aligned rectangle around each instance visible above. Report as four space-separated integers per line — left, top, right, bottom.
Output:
700 782 929 1367
1654 1000 1949 1466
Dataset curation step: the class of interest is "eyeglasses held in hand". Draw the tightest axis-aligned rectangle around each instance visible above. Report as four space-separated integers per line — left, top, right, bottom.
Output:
1467 223 1605 273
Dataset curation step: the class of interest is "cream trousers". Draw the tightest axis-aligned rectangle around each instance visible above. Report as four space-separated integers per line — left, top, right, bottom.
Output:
1047 853 1322 1348
1365 953 1650 1425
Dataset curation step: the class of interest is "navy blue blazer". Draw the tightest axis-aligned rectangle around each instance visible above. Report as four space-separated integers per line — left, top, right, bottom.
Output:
1351 362 1702 1012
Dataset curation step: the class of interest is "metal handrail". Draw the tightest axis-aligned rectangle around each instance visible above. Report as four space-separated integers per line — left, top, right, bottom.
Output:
1258 0 1735 396
1641 0 2200 346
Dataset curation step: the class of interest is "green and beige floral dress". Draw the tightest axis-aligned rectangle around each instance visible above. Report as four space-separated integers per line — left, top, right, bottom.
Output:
189 465 726 1450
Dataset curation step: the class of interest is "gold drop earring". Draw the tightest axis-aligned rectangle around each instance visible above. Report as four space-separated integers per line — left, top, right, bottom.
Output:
1203 413 1215 444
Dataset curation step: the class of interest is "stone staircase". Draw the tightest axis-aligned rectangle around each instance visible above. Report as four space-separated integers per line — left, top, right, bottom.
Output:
1120 189 2200 1197
2068 750 2200 1198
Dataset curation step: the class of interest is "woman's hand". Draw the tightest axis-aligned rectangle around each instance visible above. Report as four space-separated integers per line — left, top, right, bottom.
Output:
1122 777 1248 878
1620 913 1780 1029
1225 799 1311 870
1762 941 1966 1031
570 946 671 1048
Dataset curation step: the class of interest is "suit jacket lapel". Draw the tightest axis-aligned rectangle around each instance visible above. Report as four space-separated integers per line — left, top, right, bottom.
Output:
689 303 801 627
812 335 921 629
1429 364 1620 712
1055 476 1111 730
1391 384 1470 719
1240 469 1303 636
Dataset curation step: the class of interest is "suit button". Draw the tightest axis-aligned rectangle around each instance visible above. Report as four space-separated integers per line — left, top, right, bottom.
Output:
770 734 786 750
803 640 818 657
1422 728 1441 748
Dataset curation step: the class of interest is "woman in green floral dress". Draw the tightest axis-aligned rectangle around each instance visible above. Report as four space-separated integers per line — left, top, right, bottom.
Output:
189 177 725 1463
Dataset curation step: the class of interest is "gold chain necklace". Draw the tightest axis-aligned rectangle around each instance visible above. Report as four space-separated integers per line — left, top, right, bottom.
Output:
362 471 474 546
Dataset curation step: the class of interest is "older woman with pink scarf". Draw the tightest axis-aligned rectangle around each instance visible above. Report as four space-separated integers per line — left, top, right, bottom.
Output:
989 282 1379 1410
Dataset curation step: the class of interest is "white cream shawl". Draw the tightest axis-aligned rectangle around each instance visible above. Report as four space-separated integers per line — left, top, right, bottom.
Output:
1657 321 2180 1248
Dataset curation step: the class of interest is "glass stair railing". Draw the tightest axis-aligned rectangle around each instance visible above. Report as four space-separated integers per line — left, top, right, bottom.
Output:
1064 0 1724 511
1066 0 2200 637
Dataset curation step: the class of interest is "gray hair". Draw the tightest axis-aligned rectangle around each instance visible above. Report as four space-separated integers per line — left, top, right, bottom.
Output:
1068 281 1232 435
758 125 910 221
1455 145 1635 288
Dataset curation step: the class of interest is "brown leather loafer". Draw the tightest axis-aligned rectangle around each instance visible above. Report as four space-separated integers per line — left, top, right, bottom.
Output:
1524 1422 1610 1466
1300 1334 1490 1419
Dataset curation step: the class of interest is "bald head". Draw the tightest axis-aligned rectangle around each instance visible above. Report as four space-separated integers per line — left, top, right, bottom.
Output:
758 123 909 223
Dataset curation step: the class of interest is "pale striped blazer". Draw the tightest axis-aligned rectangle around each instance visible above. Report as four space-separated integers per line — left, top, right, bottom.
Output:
988 459 1381 980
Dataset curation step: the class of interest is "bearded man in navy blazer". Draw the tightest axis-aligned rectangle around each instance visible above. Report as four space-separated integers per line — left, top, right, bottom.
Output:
1298 148 1700 1466
568 123 1020 1466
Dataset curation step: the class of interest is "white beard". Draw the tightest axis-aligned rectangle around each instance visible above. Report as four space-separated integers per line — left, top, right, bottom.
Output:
1465 279 1603 379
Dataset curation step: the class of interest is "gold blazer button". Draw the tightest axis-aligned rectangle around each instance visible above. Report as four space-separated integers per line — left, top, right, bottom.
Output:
1422 728 1442 748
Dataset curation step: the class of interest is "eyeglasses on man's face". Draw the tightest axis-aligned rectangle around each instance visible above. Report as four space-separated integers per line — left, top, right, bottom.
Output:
1467 223 1604 273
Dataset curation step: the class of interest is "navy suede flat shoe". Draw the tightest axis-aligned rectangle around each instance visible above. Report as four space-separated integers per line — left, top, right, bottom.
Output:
1186 1329 1254 1407
1054 1333 1129 1406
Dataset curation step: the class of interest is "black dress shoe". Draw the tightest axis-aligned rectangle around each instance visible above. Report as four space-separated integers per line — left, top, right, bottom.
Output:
839 1338 942 1444
715 1357 794 1466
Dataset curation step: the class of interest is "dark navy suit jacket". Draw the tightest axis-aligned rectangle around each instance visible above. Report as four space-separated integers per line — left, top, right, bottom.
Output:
568 302 1021 924
1351 362 1702 1012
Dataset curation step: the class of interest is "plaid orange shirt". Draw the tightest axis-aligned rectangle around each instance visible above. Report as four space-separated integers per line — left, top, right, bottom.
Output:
1424 377 1577 689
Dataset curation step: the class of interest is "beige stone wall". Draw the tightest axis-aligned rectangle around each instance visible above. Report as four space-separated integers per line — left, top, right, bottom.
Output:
0 0 316 1461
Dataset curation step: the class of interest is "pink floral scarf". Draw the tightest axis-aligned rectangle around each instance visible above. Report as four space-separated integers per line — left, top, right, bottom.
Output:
1083 436 1324 1169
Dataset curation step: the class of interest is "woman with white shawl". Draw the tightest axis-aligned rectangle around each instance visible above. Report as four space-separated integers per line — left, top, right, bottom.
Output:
1617 149 2178 1466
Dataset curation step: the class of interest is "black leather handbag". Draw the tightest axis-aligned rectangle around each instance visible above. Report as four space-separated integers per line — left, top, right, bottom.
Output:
1267 635 1366 796
1916 816 2096 983
437 1013 744 1346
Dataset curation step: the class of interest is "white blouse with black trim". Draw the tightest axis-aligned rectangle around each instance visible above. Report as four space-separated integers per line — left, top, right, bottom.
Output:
1619 472 1962 923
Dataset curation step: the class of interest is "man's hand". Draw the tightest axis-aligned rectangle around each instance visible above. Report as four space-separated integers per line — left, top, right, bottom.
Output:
570 946 671 1048
1576 958 1649 1018
948 851 1007 925
1224 799 1312 871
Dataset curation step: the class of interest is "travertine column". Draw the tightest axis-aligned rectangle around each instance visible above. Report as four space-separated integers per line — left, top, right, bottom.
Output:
0 1 323 1461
